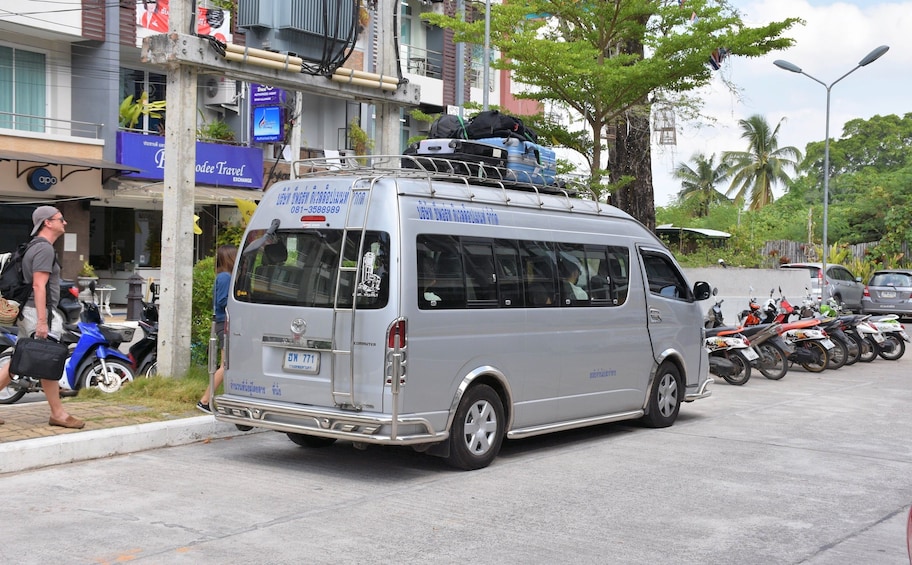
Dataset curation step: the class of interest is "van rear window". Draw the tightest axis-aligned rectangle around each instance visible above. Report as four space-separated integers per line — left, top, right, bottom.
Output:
234 229 389 309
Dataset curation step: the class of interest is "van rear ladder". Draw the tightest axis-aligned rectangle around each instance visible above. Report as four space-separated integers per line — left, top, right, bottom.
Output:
329 178 376 409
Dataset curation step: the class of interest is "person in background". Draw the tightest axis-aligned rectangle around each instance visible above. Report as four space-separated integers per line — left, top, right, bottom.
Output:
197 244 237 413
0 206 83 428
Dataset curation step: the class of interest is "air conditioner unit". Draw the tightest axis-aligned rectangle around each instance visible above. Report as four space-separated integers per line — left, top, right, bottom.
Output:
202 76 237 106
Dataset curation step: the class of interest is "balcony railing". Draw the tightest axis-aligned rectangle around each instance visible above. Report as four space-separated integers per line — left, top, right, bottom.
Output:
400 44 443 79
469 62 495 92
0 111 103 139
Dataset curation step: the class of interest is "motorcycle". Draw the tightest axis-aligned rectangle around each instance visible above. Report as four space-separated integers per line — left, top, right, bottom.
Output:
778 318 833 373
739 322 793 380
0 302 135 404
57 279 82 324
128 292 159 378
705 326 757 385
866 314 909 361
708 293 791 381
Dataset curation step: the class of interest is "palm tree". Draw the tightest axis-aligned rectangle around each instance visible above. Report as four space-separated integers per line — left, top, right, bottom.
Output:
723 115 802 211
673 153 731 217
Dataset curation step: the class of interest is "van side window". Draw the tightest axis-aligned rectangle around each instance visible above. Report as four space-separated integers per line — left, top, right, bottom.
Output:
642 251 691 301
520 240 557 308
588 246 629 305
415 235 631 310
463 240 498 306
417 235 465 309
494 240 523 307
557 244 589 306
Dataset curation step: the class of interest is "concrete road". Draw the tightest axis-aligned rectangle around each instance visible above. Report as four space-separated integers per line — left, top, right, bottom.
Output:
1 354 910 564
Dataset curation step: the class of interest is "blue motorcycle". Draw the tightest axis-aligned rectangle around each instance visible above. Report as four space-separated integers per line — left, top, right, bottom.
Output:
0 302 135 403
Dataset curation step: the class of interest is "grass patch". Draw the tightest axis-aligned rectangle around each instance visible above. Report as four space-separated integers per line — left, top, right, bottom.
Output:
72 364 213 417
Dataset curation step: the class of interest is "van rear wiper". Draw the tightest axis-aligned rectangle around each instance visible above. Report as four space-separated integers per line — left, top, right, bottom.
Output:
243 218 281 255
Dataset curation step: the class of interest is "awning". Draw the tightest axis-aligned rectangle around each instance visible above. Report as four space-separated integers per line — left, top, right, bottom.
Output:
0 148 142 183
656 225 731 239
106 180 264 207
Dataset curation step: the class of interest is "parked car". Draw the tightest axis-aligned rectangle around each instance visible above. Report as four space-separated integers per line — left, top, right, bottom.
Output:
861 269 912 319
779 262 865 312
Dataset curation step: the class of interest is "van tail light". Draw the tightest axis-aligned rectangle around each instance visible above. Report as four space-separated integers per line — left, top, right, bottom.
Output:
863 286 870 297
387 319 407 349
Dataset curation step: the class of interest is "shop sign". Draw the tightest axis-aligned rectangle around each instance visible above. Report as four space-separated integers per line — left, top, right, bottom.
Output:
116 131 264 189
27 167 58 191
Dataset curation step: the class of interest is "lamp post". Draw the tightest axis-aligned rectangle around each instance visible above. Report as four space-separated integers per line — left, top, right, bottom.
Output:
773 45 889 300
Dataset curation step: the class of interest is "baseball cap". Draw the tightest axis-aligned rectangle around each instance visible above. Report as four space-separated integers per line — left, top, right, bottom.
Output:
31 206 61 236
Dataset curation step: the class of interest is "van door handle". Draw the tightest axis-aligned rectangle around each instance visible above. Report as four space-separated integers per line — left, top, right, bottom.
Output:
649 308 662 323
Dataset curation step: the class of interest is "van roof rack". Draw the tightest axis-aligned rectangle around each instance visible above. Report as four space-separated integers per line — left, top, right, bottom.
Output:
292 155 591 199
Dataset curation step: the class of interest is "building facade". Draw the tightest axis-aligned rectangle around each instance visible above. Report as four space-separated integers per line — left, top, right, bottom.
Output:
1 0 523 300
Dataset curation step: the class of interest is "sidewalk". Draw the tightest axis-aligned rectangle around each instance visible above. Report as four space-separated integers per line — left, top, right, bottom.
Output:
0 399 251 475
0 306 252 475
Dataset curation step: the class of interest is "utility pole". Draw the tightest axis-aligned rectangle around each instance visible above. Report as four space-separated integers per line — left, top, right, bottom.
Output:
157 0 198 378
374 3 400 153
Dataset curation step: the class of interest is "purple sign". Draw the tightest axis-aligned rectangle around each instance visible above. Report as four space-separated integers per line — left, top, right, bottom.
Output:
250 83 286 106
116 131 264 189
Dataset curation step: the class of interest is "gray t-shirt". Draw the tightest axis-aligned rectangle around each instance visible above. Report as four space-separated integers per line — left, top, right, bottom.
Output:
22 237 60 310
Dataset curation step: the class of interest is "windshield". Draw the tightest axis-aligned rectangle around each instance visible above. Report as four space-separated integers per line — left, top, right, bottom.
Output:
234 228 390 309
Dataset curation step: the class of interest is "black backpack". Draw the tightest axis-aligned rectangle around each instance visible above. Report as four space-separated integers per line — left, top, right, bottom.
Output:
465 110 538 143
0 239 40 314
428 114 468 139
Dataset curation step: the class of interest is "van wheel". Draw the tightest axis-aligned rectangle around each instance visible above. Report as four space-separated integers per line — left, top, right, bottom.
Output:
641 362 681 428
286 433 336 448
446 384 504 471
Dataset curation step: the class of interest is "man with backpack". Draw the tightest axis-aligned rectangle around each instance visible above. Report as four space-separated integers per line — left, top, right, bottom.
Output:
0 206 84 429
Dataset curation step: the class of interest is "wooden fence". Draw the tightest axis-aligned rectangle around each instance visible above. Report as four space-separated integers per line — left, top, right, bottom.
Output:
760 240 909 266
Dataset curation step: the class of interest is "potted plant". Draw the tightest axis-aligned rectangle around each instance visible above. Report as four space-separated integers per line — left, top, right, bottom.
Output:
77 261 98 292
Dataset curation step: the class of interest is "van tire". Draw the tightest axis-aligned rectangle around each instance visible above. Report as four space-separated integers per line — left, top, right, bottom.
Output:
287 433 337 448
641 363 681 428
446 384 504 470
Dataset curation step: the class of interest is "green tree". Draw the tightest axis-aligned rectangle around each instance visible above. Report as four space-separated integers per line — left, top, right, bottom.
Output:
723 115 802 211
424 1 799 229
801 113 912 178
673 153 731 216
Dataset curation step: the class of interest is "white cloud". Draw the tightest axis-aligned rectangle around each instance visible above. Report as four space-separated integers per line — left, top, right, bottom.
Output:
652 0 910 206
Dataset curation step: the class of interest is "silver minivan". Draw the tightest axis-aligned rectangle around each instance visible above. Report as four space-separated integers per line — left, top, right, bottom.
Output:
780 262 865 312
214 158 714 470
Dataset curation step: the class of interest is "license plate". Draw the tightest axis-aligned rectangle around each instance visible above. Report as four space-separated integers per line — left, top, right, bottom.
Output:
872 333 885 343
881 291 896 298
821 338 835 349
284 350 320 373
741 347 759 361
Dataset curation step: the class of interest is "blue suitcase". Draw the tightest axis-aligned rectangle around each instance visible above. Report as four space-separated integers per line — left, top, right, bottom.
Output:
477 137 557 186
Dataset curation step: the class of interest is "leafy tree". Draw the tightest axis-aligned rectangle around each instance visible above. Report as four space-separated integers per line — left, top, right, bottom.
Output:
673 152 731 216
723 115 801 211
801 113 912 178
423 1 799 229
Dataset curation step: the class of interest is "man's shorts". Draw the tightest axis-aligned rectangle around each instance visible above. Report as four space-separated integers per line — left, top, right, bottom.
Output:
19 305 64 339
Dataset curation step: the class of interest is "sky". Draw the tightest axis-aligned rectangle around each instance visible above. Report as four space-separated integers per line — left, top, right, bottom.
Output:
649 0 912 207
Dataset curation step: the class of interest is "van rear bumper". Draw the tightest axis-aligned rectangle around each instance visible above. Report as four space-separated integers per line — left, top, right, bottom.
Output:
684 377 713 402
212 394 449 446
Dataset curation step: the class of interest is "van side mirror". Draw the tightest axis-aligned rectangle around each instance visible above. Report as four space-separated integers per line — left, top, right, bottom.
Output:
693 281 712 301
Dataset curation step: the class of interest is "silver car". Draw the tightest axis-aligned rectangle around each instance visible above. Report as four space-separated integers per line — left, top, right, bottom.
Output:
861 270 912 319
779 262 866 312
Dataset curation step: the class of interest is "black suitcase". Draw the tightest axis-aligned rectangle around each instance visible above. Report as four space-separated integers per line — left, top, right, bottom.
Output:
402 138 507 175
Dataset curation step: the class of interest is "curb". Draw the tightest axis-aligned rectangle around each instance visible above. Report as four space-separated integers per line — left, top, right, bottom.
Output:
0 416 258 475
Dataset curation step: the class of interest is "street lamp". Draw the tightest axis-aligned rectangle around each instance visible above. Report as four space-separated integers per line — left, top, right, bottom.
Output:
774 45 889 301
